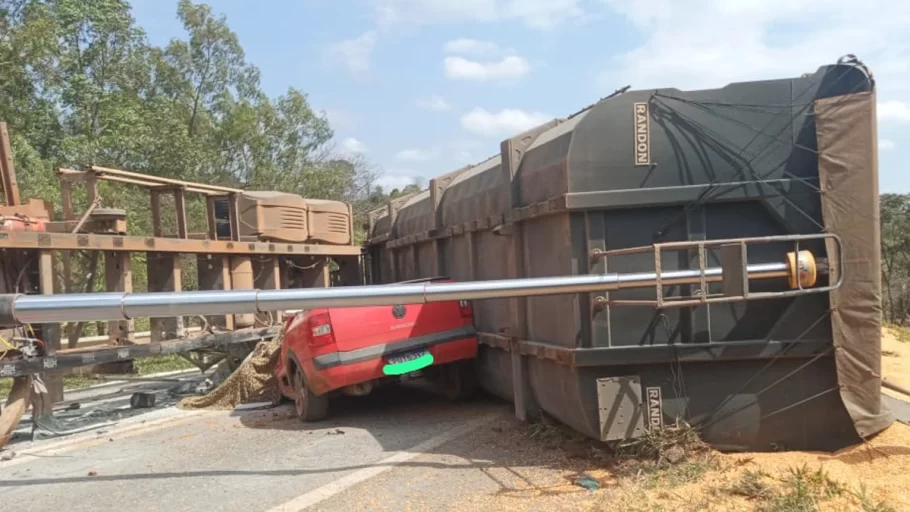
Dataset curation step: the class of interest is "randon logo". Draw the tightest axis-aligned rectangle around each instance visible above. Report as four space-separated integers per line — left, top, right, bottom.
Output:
633 102 651 167
645 386 663 430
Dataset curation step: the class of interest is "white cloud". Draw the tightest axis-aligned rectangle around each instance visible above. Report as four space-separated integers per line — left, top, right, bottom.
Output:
416 95 452 111
460 108 551 136
326 31 377 74
880 139 896 151
374 0 582 30
598 0 910 92
444 56 531 81
444 39 503 56
342 137 367 154
501 0 583 30
879 100 910 123
396 149 435 161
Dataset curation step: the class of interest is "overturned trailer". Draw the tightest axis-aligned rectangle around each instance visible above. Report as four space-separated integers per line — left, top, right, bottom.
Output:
364 57 892 451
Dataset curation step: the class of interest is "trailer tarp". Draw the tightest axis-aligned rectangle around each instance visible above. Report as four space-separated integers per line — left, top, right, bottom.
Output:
816 90 893 438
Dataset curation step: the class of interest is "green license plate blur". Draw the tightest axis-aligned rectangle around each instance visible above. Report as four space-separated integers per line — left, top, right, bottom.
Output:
383 349 433 376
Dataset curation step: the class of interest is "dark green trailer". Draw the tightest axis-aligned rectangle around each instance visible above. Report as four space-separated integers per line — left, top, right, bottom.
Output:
364 56 891 451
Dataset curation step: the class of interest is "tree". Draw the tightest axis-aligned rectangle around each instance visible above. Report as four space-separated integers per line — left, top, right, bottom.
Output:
881 193 910 324
0 0 381 315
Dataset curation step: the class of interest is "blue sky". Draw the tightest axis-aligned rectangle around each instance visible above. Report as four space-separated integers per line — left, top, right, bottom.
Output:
130 0 910 193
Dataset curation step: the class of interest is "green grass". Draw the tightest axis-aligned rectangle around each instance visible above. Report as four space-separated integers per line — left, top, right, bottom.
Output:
720 465 897 512
757 465 843 512
611 421 721 491
133 354 195 376
851 483 899 512
0 378 12 399
0 374 105 401
727 469 774 501
885 324 910 343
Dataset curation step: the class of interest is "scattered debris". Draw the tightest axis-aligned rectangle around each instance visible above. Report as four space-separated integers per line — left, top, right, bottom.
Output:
130 392 157 409
168 381 201 397
233 401 273 411
1 449 15 461
65 403 81 411
663 444 686 464
575 475 600 491
194 379 214 395
179 331 283 410
328 428 345 436
87 471 97 477
210 359 235 388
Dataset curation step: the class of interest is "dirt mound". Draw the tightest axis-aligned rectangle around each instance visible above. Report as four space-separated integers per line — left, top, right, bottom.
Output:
178 330 284 410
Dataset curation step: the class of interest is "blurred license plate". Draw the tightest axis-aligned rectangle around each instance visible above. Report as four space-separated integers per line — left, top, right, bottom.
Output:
387 349 429 365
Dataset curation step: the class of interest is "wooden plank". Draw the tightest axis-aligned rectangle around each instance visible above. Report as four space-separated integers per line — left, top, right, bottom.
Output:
230 256 255 328
348 204 355 246
228 192 241 241
45 219 127 234
2 328 278 377
37 250 63 413
150 190 163 237
205 196 218 240
61 181 74 221
147 253 184 343
86 173 99 205
299 257 330 288
105 251 135 345
253 256 283 326
196 254 233 330
174 188 188 238
0 121 20 206
60 168 221 195
90 165 242 194
0 230 363 256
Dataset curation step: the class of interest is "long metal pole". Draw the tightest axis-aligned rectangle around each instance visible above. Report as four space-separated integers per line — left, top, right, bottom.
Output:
1 262 791 325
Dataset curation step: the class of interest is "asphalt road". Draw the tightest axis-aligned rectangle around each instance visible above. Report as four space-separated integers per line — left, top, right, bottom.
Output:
0 382 535 512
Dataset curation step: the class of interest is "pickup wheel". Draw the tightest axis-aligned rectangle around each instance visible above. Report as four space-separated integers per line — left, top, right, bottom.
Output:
292 368 329 422
439 361 479 402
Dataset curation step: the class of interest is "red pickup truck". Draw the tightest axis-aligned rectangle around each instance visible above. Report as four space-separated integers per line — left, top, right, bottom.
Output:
276 277 479 421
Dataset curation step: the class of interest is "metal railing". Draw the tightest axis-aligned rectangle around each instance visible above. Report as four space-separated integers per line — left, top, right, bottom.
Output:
0 235 841 326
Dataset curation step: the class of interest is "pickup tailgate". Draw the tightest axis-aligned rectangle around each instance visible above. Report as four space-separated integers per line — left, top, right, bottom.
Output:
329 301 467 354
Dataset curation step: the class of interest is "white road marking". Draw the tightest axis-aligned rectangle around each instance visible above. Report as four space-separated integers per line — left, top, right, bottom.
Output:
266 411 504 512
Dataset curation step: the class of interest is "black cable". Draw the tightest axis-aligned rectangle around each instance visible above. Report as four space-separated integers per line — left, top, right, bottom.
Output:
697 309 832 426
648 64 864 241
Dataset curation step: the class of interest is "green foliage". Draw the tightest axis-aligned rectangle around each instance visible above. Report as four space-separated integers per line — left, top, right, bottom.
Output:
133 354 195 375
2 0 384 212
881 193 910 324
2 0 409 344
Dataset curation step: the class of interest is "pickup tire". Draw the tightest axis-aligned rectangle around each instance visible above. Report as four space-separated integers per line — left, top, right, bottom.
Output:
292 367 329 422
439 361 479 402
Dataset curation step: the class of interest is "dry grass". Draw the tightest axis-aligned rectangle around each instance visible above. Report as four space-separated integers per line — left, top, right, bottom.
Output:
612 421 720 490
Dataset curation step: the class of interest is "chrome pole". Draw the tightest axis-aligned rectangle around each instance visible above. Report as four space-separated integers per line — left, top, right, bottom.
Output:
1 261 791 325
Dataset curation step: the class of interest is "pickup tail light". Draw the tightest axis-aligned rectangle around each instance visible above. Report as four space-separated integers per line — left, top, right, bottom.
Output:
307 311 336 347
458 300 473 318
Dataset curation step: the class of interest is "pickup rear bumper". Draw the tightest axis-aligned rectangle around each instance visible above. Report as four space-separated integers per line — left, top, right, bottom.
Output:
282 326 478 397
312 325 477 370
